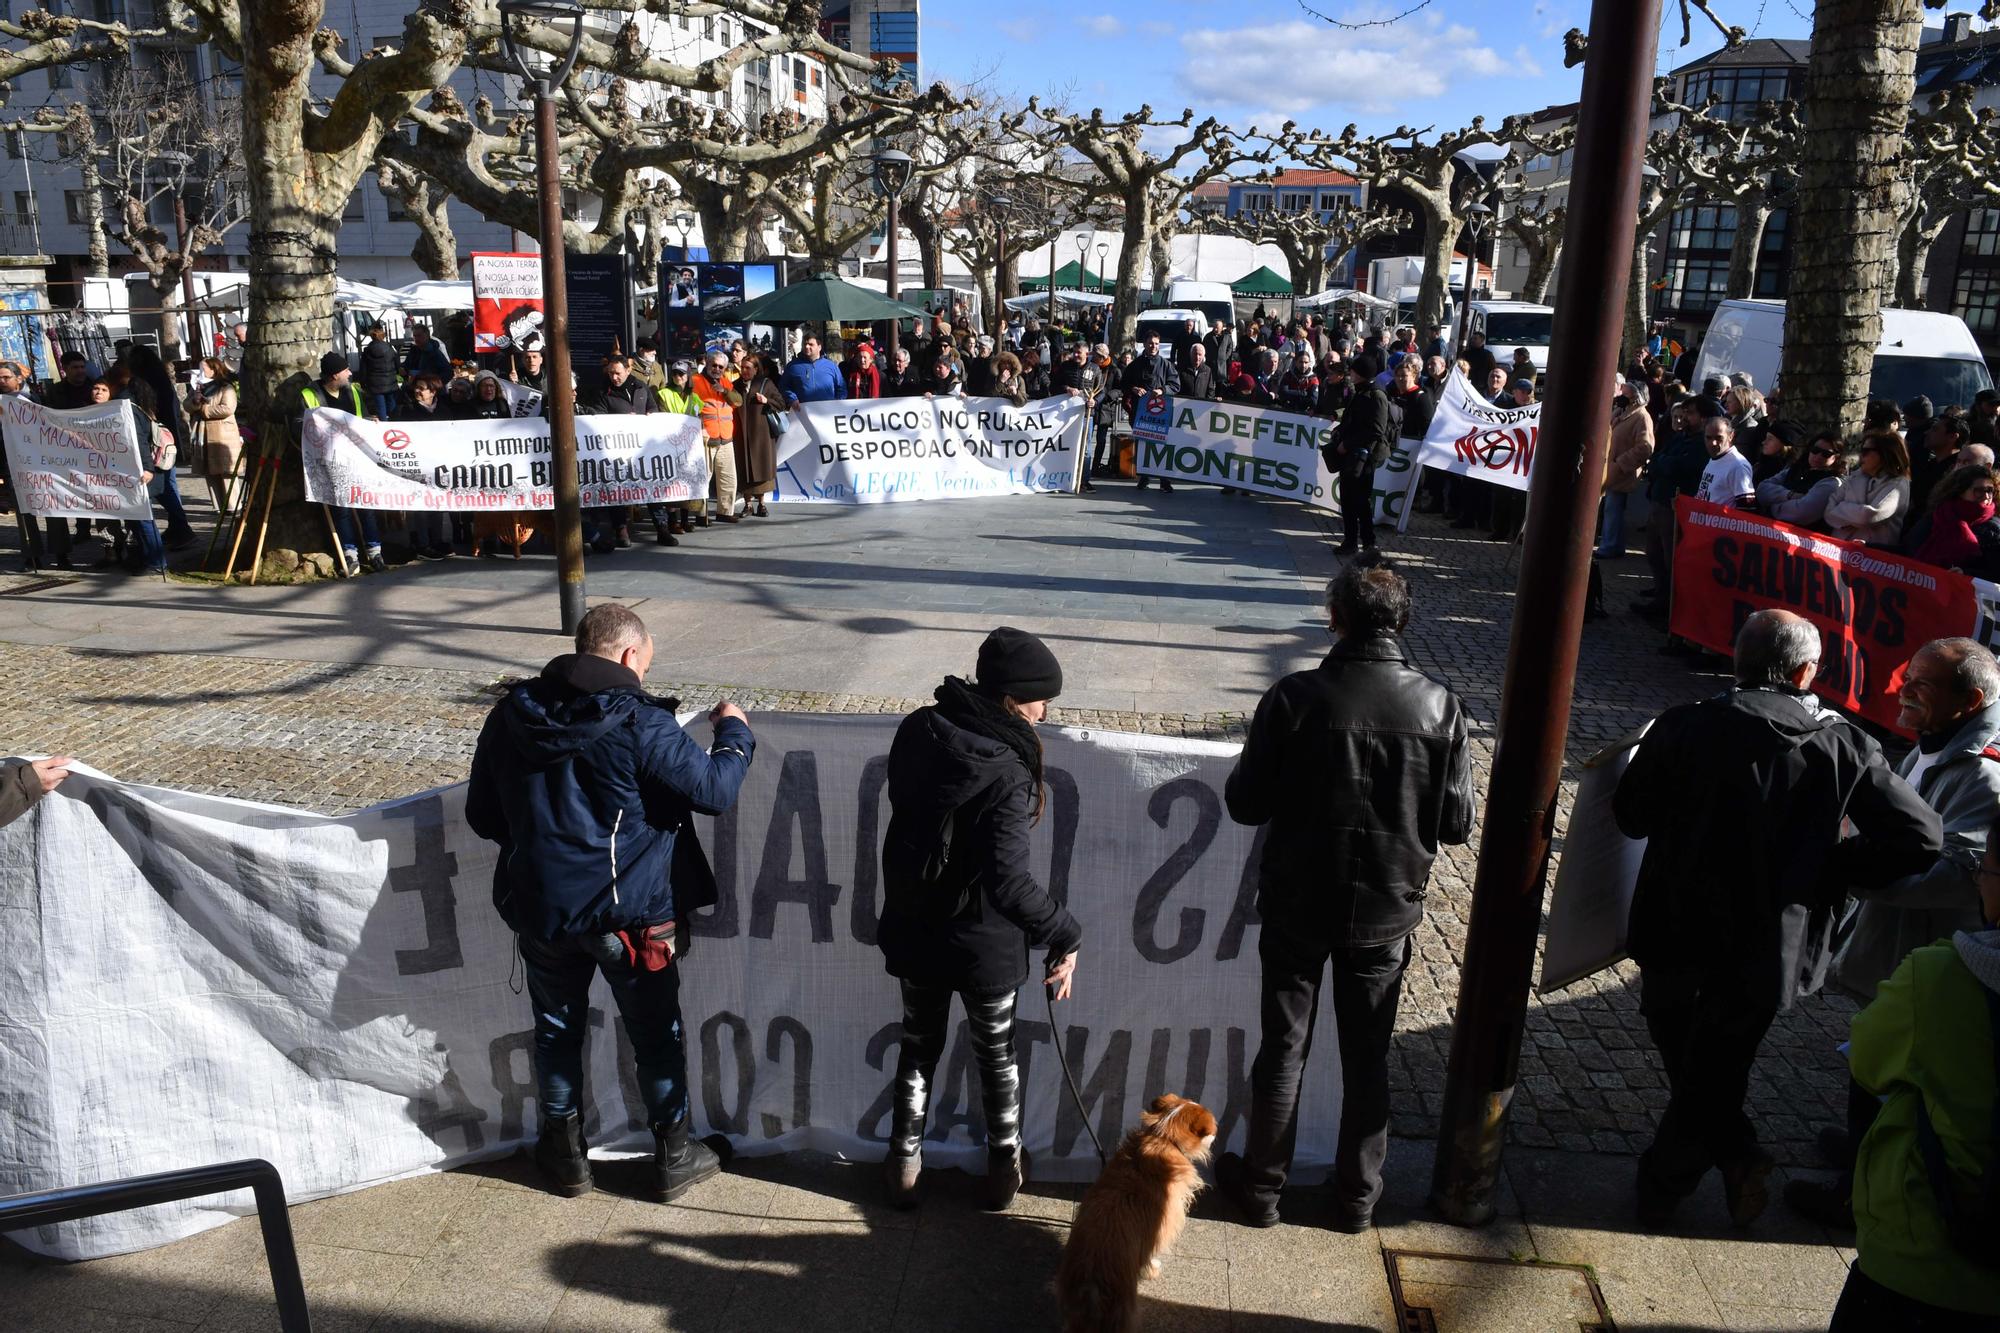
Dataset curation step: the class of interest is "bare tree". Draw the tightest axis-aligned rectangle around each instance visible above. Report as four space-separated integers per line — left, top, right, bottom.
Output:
1201 195 1411 298
1655 89 1804 300
373 159 461 282
1885 85 2000 307
1497 191 1566 304
1017 101 1277 350
1301 117 1567 332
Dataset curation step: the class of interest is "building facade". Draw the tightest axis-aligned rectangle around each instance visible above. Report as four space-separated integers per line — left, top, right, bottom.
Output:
1213 169 1367 286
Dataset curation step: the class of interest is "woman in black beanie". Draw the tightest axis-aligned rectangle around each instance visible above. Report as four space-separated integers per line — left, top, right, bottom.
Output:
876 626 1084 1210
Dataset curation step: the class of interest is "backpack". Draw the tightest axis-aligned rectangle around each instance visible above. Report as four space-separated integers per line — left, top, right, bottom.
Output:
1914 983 2000 1261
1373 390 1403 466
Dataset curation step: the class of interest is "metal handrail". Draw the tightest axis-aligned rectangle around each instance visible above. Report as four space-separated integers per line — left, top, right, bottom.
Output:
0 1158 311 1331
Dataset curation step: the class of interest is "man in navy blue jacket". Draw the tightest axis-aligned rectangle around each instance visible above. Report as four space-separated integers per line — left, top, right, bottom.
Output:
468 603 756 1202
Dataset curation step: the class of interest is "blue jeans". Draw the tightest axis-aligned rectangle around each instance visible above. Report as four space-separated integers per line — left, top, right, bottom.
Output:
519 931 689 1132
156 464 194 543
126 518 164 571
330 507 380 552
371 392 399 420
1596 490 1631 555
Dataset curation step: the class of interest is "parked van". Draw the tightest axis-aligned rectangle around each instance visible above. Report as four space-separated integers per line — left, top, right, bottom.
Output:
1133 307 1207 350
1467 300 1555 374
1691 298 1994 411
1164 278 1236 332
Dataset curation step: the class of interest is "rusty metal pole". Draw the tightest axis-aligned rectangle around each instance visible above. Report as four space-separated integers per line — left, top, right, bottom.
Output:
535 89 587 637
1429 0 1660 1226
885 191 902 364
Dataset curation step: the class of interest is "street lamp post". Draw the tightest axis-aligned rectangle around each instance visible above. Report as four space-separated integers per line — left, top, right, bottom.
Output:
1456 201 1492 357
1046 230 1058 330
872 149 913 362
1096 243 1109 295
500 0 588 637
988 194 1013 341
674 210 693 258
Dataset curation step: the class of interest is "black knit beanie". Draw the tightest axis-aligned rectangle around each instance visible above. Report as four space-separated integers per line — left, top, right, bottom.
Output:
976 626 1062 702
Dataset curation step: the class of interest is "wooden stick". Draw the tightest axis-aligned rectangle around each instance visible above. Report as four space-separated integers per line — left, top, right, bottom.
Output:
321 505 351 578
221 438 270 582
245 445 282 585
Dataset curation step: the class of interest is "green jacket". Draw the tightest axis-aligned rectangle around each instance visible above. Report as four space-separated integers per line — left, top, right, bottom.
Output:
657 383 700 417
1851 929 2000 1315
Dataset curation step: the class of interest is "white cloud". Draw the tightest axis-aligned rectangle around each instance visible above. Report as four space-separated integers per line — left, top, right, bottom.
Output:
1175 13 1531 120
1140 20 1175 38
1083 14 1125 37
995 16 1039 43
1512 43 1545 78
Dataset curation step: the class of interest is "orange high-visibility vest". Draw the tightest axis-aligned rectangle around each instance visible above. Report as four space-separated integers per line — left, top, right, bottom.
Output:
692 373 734 442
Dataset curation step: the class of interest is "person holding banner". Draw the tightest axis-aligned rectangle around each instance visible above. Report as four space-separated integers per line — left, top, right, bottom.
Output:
0 754 71 828
466 604 756 1204
877 627 1082 1212
733 353 780 518
1613 610 1943 1228
393 376 455 560
692 353 742 525
296 351 384 573
1328 358 1392 556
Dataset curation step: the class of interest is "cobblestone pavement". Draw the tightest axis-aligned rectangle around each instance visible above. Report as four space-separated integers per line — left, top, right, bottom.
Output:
0 493 1857 1174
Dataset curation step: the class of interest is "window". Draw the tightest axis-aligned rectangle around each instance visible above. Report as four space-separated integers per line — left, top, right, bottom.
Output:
384 185 407 221
343 190 365 222
1964 208 2000 259
792 57 806 99
370 33 399 52
1681 66 1797 122
1240 191 1271 213
702 14 713 40
64 189 87 224
1279 191 1313 213
13 191 29 226
1668 204 1736 253
48 61 67 89
1756 207 1789 298
1955 268 2000 334
4 131 19 160
1666 256 1732 313
869 10 919 57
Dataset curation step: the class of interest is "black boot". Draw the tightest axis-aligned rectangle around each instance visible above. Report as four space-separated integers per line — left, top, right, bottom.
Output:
653 1114 724 1202
884 1148 922 1210
533 1111 593 1198
985 1142 1026 1211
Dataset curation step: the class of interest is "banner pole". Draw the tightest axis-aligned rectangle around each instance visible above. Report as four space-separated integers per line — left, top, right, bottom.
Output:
1429 0 1660 1226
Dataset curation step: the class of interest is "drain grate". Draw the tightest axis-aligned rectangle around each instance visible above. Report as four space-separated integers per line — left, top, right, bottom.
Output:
1384 1248 1614 1333
0 576 76 596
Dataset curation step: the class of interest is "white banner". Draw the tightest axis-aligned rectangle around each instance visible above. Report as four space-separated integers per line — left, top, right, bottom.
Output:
301 408 710 512
773 395 1086 503
0 396 151 521
496 378 544 419
1128 393 1419 526
1408 368 1542 494
1 714 1343 1260
1538 724 1649 994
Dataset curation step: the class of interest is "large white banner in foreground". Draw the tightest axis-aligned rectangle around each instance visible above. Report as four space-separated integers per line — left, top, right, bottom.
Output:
1 714 1340 1260
301 408 709 512
774 395 1087 502
0 396 151 521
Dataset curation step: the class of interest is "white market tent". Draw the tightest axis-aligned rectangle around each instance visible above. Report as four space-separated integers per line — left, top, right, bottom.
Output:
391 279 475 312
1003 291 1114 312
1297 287 1396 312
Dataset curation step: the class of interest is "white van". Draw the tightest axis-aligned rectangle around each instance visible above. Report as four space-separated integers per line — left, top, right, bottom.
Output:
1468 300 1555 374
1134 307 1207 349
1164 278 1236 332
1692 298 1995 410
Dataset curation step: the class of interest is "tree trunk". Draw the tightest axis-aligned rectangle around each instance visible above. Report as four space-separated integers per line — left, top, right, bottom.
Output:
1148 225 1173 294
78 152 109 280
1415 193 1456 332
1108 189 1155 352
1523 241 1559 304
1294 245 1327 300
154 279 184 363
906 208 942 289
410 191 458 281
1625 240 1651 367
1780 0 1923 440
1892 210 1946 308
1726 196 1771 299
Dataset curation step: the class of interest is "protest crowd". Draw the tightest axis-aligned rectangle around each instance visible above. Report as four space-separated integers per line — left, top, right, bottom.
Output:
3 278 2000 1333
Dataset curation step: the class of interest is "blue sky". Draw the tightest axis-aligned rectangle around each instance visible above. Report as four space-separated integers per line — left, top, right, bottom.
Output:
921 0 1802 140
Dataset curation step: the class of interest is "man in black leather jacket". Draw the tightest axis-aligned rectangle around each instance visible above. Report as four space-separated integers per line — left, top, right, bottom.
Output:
1215 559 1475 1231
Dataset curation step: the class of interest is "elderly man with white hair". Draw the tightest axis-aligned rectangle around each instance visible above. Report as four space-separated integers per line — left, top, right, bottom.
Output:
1613 610 1942 1227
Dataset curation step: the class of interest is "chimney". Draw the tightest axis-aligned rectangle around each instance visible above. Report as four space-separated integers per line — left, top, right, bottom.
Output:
1944 12 1974 44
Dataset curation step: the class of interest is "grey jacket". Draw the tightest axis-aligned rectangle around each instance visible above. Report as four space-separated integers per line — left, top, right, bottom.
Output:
0 759 43 830
1831 701 2000 999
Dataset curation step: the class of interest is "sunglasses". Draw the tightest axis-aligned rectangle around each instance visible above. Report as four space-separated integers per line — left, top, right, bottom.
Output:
1808 445 1837 457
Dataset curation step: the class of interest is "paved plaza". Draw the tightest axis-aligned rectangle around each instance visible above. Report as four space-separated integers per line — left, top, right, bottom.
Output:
0 486 1867 1330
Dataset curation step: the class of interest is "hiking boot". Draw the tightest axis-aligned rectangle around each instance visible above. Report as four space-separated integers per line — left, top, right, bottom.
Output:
532 1111 593 1198
985 1143 1026 1211
1214 1152 1280 1228
1782 1176 1854 1230
1720 1148 1776 1227
884 1149 922 1210
653 1115 724 1202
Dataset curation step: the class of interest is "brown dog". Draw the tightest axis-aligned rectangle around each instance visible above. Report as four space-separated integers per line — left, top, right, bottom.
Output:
1055 1094 1218 1332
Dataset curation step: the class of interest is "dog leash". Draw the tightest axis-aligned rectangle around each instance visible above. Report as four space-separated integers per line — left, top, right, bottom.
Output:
1046 980 1107 1164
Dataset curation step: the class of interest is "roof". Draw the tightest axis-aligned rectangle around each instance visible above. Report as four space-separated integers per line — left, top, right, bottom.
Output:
1672 37 1809 74
1251 168 1360 188
1916 24 2000 89
1512 100 1579 126
1190 180 1232 201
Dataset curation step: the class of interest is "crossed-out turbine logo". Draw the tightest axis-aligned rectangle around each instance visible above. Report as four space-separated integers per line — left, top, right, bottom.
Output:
1130 393 1174 444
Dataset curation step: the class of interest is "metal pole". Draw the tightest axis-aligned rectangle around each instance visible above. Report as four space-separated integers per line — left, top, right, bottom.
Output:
993 217 1007 342
1047 231 1057 329
1429 0 1660 1227
886 192 901 363
1456 218 1479 355
536 86 587 637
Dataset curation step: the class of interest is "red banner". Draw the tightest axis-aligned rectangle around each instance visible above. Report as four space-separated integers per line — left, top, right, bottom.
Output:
1670 497 1980 734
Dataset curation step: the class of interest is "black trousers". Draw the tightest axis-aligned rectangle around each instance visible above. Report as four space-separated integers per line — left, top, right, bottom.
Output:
888 980 1021 1158
1636 963 1779 1200
1242 924 1411 1215
1338 466 1377 550
1830 1264 2000 1332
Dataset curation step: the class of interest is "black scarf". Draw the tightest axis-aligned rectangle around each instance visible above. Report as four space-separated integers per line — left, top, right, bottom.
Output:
1782 461 1836 495
934 676 1042 788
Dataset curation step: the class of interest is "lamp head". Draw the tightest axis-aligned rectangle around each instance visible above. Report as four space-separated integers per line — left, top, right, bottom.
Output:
871 149 913 201
498 0 585 89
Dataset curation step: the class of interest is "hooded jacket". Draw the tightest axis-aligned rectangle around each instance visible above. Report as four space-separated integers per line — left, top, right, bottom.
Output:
1849 929 2000 1316
1614 687 1943 1011
1832 701 2000 1000
466 653 755 941
876 678 1083 993
1225 632 1476 945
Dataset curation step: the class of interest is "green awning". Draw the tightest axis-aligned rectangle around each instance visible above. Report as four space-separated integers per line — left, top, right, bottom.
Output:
1230 265 1293 297
1020 260 1111 293
727 272 934 324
